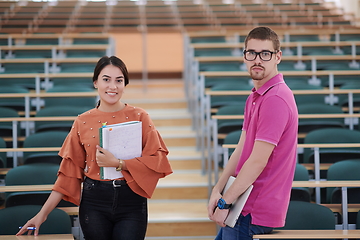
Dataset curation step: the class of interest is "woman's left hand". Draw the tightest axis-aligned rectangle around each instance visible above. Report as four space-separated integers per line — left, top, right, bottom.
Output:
95 145 118 167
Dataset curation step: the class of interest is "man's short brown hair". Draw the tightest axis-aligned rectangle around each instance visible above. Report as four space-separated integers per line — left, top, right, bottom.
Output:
244 26 280 51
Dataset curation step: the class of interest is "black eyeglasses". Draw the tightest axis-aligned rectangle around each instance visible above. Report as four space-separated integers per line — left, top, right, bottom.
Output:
243 50 278 61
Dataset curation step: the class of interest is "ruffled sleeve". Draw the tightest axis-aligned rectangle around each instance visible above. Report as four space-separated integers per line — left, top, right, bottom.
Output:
52 118 86 206
123 113 172 198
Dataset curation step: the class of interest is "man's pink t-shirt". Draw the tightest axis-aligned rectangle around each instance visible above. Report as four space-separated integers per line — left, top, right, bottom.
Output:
235 73 298 228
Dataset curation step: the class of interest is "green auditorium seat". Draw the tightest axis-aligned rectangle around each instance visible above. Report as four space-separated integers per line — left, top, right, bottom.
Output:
222 129 242 167
292 164 311 202
278 201 335 231
0 205 72 235
65 49 107 58
316 60 355 71
204 76 250 89
5 163 76 208
12 49 52 58
35 105 88 133
297 103 345 137
0 85 29 111
199 61 242 71
303 128 360 164
322 75 360 88
190 36 226 43
22 131 68 165
302 46 342 56
338 82 360 110
58 62 97 73
326 159 360 203
51 77 94 89
330 33 360 41
25 38 59 45
0 63 44 73
326 159 360 224
216 104 245 138
72 38 110 45
287 34 321 42
0 107 20 140
288 83 326 106
194 48 233 57
0 137 6 168
210 82 252 109
44 85 97 109
2 78 38 90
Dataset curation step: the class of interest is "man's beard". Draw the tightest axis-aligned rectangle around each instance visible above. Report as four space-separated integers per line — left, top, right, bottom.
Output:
250 64 265 80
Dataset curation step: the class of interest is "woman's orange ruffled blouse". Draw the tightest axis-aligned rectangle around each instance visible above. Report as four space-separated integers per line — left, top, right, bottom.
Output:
52 104 173 206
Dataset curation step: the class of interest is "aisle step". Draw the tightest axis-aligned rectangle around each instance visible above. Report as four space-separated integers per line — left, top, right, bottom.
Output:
126 98 188 110
147 200 217 237
153 170 209 199
148 108 192 127
128 79 185 90
124 79 187 109
160 127 196 147
167 146 202 170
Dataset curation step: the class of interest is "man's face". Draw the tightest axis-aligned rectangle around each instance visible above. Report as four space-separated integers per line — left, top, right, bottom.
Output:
243 39 282 82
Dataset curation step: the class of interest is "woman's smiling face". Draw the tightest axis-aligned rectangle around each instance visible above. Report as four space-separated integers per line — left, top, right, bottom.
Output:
93 64 125 111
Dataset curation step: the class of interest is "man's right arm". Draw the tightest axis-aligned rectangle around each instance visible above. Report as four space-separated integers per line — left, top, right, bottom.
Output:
208 131 246 217
214 131 246 192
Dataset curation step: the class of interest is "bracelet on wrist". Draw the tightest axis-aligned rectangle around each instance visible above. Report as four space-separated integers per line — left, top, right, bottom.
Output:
116 159 123 171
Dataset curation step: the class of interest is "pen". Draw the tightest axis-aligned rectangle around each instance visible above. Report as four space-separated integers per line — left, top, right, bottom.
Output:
19 226 36 230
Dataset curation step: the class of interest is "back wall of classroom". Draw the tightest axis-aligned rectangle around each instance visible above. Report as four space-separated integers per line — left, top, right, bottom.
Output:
112 32 184 79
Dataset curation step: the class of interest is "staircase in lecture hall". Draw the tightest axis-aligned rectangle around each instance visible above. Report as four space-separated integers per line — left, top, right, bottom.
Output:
124 79 217 240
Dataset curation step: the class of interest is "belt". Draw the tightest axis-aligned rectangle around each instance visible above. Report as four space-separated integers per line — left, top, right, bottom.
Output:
85 177 127 188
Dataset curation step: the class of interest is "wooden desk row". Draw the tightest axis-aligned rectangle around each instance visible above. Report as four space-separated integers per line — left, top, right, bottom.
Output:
1 230 359 239
196 88 360 176
0 58 100 64
253 230 360 239
200 69 360 78
190 40 360 49
0 45 111 66
0 44 110 51
186 28 360 41
1 230 360 239
0 235 74 240
214 113 360 141
1 15 358 34
0 33 111 39
2 180 360 193
0 72 93 79
190 71 360 137
2 69 357 80
194 55 360 77
190 82 360 179
196 55 360 62
0 180 359 230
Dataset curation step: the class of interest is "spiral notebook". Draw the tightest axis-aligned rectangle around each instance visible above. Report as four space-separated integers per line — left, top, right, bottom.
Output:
222 176 253 228
99 121 142 180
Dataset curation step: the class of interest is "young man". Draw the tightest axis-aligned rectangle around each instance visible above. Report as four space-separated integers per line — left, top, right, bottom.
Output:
208 26 298 240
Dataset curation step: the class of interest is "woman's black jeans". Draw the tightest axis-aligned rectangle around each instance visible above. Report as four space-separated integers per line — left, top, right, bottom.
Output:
79 177 148 240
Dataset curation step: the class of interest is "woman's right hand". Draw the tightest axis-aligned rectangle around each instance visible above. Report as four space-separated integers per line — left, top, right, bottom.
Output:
16 191 64 236
16 213 47 236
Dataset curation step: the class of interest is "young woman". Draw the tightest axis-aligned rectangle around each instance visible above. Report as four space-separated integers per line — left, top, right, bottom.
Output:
17 56 173 240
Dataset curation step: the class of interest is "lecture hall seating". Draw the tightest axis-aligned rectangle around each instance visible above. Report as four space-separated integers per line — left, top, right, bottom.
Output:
0 0 360 239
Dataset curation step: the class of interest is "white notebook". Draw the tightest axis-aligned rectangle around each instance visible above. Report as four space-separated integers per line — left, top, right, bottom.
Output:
222 176 253 228
99 121 142 180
